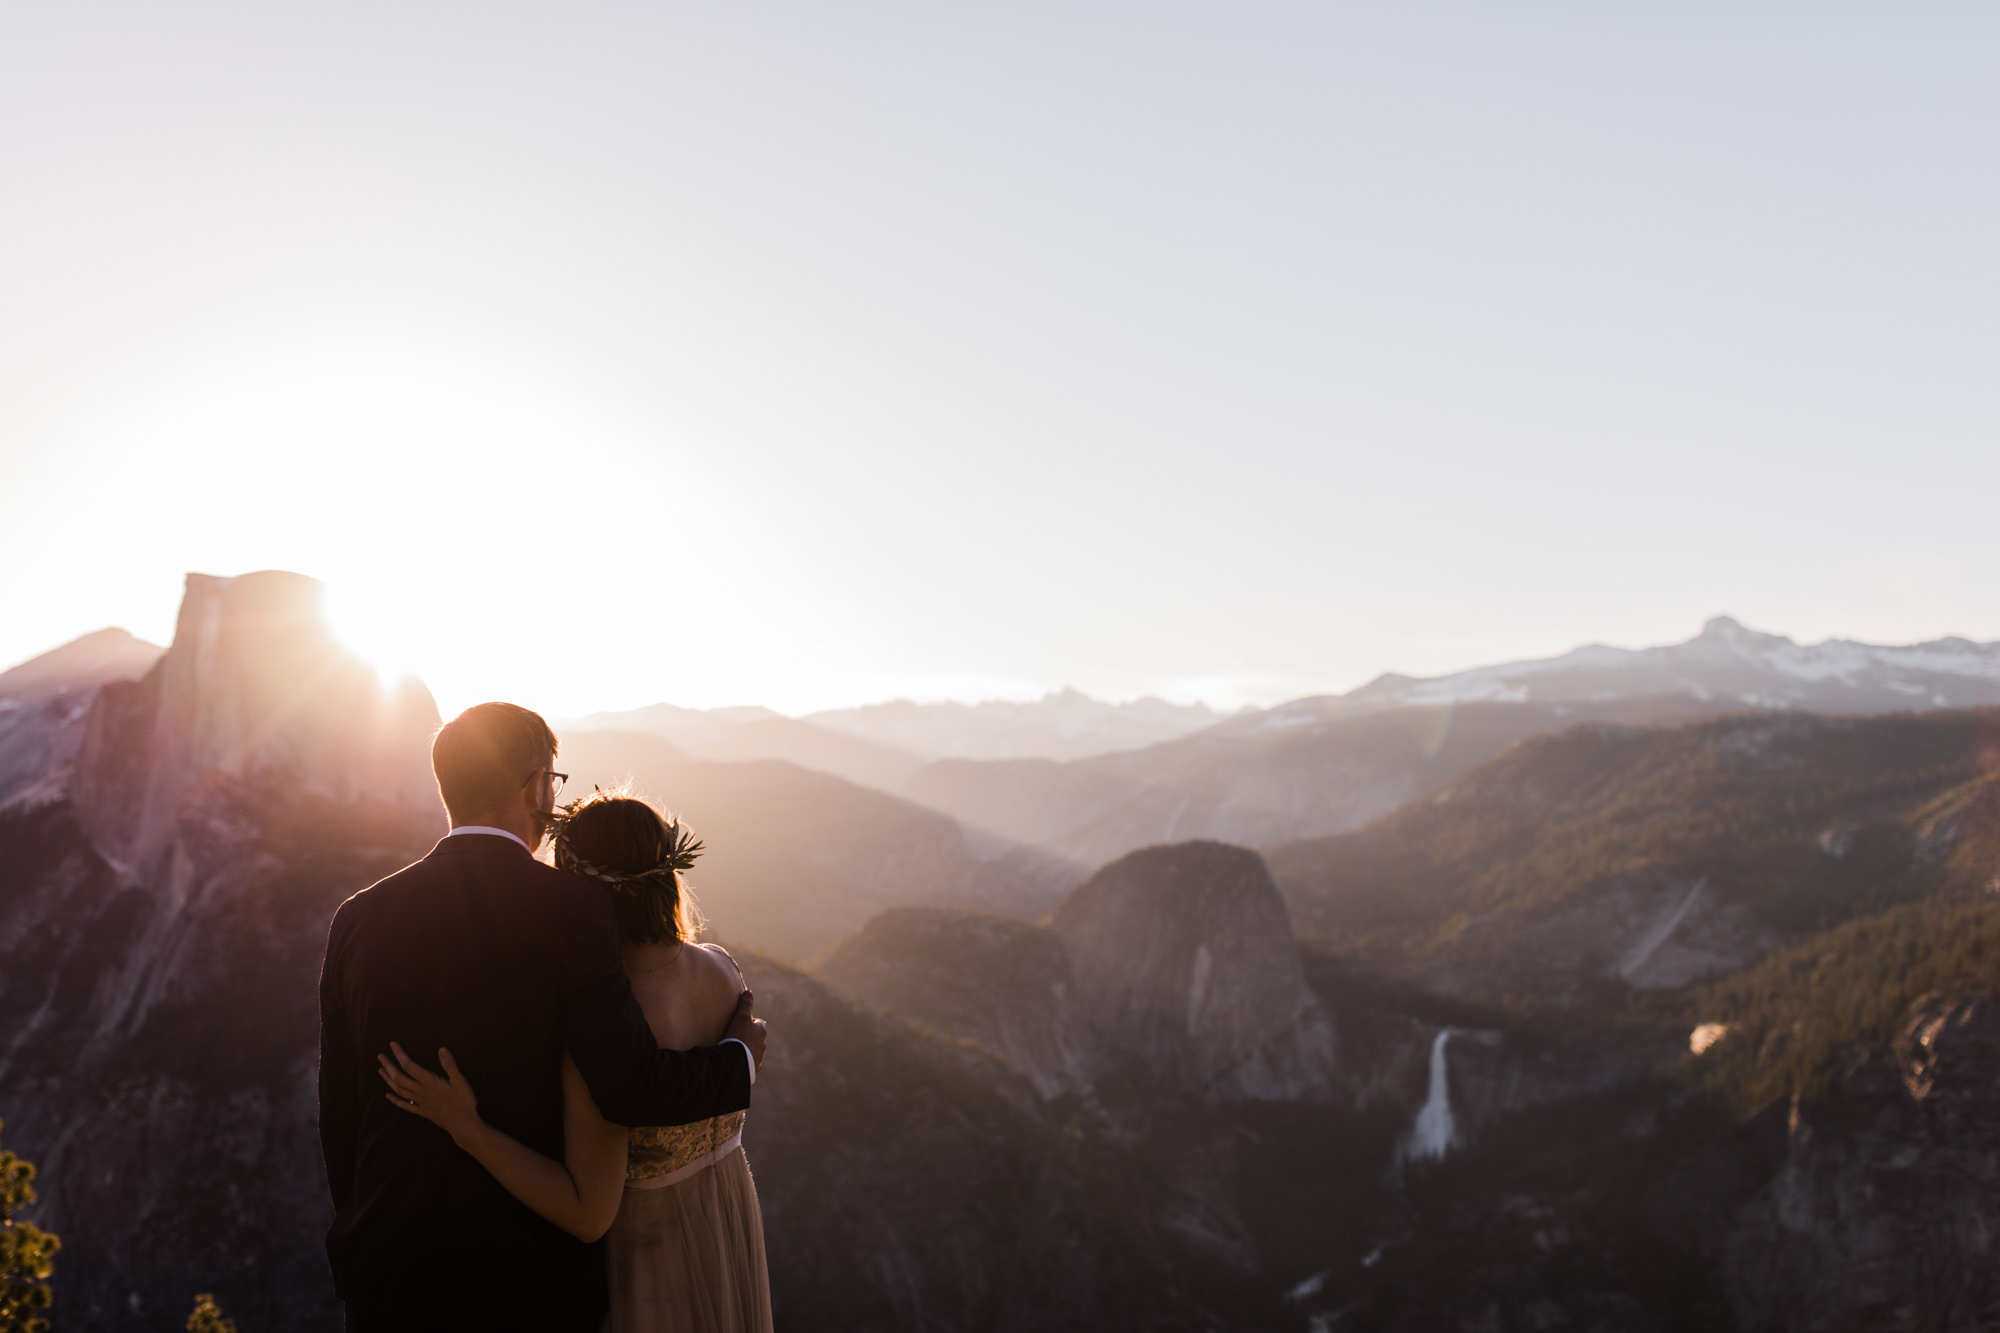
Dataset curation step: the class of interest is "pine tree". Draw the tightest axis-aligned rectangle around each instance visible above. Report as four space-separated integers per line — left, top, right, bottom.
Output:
0 1117 60 1333
187 1292 239 1333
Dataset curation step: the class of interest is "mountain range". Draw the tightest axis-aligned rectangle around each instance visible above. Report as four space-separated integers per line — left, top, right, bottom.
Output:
553 728 1080 961
1248 614 2000 724
18 610 2000 876
5 577 2000 1329
562 616 2000 875
575 689 1230 770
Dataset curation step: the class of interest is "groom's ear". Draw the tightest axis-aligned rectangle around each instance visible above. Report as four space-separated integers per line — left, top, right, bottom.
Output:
524 753 554 810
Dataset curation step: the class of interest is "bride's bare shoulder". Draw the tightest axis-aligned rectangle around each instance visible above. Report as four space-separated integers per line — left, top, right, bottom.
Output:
689 941 747 989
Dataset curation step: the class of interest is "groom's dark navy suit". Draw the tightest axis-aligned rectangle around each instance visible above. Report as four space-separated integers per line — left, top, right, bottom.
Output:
319 833 751 1331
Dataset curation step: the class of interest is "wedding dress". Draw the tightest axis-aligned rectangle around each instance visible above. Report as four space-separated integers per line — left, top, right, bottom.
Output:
605 1108 773 1333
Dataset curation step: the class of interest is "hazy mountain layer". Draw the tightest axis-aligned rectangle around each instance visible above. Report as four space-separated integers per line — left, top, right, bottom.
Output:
567 702 924 791
558 729 1083 962
573 688 1228 786
898 696 1733 870
805 688 1229 762
0 629 164 812
892 617 2000 873
0 628 162 705
545 617 2000 882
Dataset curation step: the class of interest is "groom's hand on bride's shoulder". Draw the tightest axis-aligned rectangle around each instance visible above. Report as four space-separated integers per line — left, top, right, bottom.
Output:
725 989 767 1072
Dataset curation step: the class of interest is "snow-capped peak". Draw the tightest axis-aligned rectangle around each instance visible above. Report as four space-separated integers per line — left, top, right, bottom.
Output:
1245 619 2000 732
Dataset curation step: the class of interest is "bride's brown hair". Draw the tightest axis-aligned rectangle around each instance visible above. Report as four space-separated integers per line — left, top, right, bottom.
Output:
550 790 706 945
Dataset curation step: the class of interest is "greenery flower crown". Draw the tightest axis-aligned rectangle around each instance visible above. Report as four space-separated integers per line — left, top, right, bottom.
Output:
546 793 704 895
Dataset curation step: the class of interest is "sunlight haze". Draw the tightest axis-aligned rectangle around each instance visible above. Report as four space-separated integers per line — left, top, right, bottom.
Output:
3 3 1995 717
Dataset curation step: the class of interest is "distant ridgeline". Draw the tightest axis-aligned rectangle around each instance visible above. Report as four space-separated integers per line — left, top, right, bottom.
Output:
577 615 2000 876
4 579 2000 1329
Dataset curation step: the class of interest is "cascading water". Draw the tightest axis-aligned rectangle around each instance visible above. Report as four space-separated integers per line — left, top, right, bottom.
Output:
1404 1029 1456 1161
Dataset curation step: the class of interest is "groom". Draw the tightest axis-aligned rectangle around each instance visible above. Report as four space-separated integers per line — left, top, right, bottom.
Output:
319 702 766 1332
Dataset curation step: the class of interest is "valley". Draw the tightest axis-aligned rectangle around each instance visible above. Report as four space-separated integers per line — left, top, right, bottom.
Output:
2 575 1998 1330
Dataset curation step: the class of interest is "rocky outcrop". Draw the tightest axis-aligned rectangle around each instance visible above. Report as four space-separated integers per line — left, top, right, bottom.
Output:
70 572 440 872
1722 994 2000 1332
823 843 1339 1105
1050 842 1337 1102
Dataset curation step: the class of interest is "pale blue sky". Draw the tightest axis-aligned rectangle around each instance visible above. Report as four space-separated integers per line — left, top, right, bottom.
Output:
3 3 1995 716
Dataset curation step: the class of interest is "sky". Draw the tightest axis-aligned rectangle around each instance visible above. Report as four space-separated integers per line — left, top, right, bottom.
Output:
3 3 1996 718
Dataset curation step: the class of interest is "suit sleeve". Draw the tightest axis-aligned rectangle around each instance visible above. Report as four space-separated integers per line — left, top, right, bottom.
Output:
318 910 359 1207
557 890 751 1129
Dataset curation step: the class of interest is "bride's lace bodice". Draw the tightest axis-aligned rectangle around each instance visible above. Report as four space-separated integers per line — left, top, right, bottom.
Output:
627 1110 747 1184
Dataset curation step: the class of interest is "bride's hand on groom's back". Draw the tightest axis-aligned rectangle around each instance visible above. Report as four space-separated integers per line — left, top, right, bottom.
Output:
379 1042 484 1146
724 990 767 1072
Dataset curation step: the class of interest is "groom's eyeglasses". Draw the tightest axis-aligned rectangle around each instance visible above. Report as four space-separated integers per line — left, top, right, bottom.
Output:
525 768 568 799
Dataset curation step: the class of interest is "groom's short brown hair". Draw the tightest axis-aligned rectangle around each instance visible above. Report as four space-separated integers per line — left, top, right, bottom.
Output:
432 702 558 823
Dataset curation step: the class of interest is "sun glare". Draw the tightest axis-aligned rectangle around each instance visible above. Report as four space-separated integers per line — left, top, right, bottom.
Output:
326 582 418 687
322 577 527 722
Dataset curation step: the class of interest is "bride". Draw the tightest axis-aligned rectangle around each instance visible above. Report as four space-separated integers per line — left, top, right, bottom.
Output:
379 791 773 1333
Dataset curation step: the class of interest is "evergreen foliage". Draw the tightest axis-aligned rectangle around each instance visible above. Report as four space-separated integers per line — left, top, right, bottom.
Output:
1691 893 2000 1110
0 1118 59 1333
1273 710 1994 949
187 1292 239 1333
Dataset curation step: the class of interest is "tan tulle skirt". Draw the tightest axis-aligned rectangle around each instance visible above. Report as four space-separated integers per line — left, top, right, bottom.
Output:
603 1147 773 1333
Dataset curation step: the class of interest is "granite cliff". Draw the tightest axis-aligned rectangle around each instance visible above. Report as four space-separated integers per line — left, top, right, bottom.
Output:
0 572 445 1329
1049 843 1338 1102
820 842 1338 1106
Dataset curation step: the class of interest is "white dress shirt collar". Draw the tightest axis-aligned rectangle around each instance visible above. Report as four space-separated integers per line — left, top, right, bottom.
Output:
447 825 532 853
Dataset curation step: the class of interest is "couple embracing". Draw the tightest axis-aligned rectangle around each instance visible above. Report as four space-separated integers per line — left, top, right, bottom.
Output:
319 703 773 1333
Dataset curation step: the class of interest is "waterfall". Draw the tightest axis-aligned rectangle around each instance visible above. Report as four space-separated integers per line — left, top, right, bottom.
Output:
1405 1029 1456 1161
